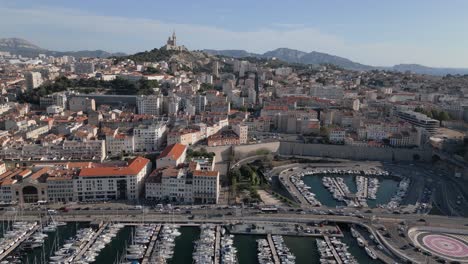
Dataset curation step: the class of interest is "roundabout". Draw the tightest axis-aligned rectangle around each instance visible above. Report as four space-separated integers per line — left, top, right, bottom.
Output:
411 230 468 262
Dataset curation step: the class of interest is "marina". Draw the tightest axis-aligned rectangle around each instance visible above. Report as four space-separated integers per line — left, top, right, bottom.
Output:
285 167 402 208
0 221 387 264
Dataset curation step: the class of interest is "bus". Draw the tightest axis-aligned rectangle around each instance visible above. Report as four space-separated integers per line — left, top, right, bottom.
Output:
260 207 278 213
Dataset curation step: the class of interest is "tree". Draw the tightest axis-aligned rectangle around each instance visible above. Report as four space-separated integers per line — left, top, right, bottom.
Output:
319 126 329 137
438 111 450 121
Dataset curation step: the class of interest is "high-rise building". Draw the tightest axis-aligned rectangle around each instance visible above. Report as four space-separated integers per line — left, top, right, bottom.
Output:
74 62 95 74
24 72 43 90
212 61 219 77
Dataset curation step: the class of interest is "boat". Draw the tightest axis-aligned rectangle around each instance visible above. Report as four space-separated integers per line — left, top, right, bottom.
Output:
365 247 377 260
357 238 365 247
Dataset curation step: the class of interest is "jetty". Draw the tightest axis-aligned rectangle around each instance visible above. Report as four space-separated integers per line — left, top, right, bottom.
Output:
0 224 39 261
73 223 108 261
266 234 281 264
323 236 343 264
214 225 221 264
141 225 161 264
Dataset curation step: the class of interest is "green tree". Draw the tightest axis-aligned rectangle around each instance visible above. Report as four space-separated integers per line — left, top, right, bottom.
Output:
438 111 450 121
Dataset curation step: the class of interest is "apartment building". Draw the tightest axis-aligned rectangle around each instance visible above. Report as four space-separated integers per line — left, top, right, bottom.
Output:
136 95 162 115
133 123 167 152
156 143 187 168
145 162 219 204
75 157 151 201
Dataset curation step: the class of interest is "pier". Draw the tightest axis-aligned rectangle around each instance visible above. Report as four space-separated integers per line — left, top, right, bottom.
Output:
266 234 281 264
363 177 369 198
323 236 343 264
142 225 161 264
73 223 108 261
0 224 39 261
214 225 221 264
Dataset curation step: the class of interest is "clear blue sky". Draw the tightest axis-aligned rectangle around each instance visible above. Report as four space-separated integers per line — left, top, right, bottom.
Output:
1 0 467 67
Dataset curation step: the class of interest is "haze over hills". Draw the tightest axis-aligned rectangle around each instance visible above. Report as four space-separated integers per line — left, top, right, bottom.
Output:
0 38 126 58
2 37 468 76
204 48 468 76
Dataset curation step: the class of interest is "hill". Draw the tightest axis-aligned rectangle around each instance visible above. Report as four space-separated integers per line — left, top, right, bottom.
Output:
204 48 468 75
0 38 126 58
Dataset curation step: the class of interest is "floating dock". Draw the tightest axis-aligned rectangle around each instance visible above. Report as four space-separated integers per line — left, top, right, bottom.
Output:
0 224 39 261
266 234 281 264
142 225 161 264
73 223 108 261
214 225 221 264
323 236 343 264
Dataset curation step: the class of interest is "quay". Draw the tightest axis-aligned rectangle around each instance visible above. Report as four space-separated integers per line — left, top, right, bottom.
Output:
323 236 343 264
266 234 281 264
73 222 108 261
142 224 161 264
214 225 221 264
0 224 39 261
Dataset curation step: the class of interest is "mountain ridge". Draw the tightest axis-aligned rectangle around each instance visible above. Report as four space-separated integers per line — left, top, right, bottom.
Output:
0 38 126 58
204 48 468 75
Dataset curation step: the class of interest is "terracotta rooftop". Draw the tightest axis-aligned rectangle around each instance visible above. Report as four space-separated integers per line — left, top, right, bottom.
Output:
192 170 219 177
158 143 187 160
79 156 150 177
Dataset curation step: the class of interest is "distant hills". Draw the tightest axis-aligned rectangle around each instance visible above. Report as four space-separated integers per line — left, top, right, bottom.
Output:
204 47 468 76
2 38 467 76
0 38 126 58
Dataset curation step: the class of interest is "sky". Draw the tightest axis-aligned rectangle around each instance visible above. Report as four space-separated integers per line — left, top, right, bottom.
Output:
0 0 467 68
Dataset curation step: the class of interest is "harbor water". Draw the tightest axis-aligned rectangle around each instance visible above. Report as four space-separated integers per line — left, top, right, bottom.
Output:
92 225 133 264
169 226 200 264
303 174 400 207
3 223 392 263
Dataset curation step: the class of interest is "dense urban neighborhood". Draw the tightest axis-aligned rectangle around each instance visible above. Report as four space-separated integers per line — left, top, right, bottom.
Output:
1 33 468 264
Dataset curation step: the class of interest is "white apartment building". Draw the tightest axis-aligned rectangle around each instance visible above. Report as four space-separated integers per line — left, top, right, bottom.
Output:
145 165 219 204
25 125 50 139
136 95 162 115
68 97 96 112
24 72 43 90
232 123 248 144
145 167 193 203
75 157 151 201
329 128 346 143
63 139 106 161
47 177 74 202
133 123 167 152
105 129 135 156
167 129 200 146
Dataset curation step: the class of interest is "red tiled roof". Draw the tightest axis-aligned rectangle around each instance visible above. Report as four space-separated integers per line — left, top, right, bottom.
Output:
193 170 219 177
79 156 150 177
158 143 187 160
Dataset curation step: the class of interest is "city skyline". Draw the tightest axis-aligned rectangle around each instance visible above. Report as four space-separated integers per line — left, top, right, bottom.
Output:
1 0 468 68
